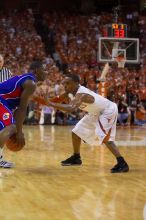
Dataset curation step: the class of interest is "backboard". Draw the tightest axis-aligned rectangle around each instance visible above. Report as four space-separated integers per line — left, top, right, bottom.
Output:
98 37 139 63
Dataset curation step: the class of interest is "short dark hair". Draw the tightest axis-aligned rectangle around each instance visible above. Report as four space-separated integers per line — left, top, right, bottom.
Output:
29 60 43 70
66 73 80 83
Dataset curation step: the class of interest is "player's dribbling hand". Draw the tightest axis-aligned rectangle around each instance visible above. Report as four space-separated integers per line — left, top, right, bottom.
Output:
16 132 25 147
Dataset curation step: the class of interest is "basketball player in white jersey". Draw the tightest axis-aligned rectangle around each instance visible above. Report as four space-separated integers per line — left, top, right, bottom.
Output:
48 74 129 173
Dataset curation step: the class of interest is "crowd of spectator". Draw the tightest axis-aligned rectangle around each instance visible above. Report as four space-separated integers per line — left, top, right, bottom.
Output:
0 9 146 126
0 9 46 74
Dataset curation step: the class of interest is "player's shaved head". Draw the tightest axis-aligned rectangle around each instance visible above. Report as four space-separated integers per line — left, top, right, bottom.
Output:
29 60 46 82
29 60 43 70
65 74 80 83
62 74 80 95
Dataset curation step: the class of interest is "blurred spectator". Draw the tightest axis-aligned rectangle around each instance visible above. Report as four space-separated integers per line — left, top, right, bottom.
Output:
0 9 46 74
126 87 140 125
39 106 54 125
117 96 130 126
135 102 146 125
0 9 145 126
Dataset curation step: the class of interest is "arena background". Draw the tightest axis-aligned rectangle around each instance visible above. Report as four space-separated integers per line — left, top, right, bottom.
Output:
0 1 146 220
0 0 145 125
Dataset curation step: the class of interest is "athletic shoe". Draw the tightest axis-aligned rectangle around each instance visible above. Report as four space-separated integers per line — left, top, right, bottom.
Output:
61 155 82 166
0 156 15 168
111 161 129 173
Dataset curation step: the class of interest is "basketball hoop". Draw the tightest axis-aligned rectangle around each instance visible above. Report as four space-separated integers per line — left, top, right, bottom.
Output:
114 56 126 68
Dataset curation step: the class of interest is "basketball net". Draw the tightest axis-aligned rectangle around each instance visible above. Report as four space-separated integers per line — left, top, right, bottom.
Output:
114 56 126 68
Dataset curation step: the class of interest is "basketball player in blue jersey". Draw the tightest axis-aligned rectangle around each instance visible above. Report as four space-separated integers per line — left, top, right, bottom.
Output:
0 61 46 168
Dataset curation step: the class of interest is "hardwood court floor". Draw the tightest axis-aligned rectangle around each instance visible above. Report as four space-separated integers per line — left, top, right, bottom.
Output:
0 125 146 220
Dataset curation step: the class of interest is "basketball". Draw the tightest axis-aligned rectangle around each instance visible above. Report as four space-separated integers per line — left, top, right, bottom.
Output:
6 133 24 152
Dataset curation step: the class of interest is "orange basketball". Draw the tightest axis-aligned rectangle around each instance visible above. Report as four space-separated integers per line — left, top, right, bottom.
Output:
6 134 24 152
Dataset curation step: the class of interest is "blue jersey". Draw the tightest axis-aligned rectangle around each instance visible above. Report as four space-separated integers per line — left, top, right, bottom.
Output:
0 73 36 110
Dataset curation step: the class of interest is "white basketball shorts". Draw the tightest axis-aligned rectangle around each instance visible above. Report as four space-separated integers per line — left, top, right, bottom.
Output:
72 103 118 146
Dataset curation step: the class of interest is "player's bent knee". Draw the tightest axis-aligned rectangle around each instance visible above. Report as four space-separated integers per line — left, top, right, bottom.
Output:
104 141 115 147
72 132 81 139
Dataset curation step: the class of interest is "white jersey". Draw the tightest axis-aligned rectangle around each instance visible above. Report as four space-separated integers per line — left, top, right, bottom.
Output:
76 85 115 115
72 86 118 145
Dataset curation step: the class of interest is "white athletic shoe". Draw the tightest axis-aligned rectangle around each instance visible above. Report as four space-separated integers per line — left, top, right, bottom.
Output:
0 156 15 168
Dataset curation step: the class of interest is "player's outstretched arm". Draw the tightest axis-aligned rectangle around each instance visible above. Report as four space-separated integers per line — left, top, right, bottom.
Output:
47 93 94 112
32 92 70 105
14 80 36 145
